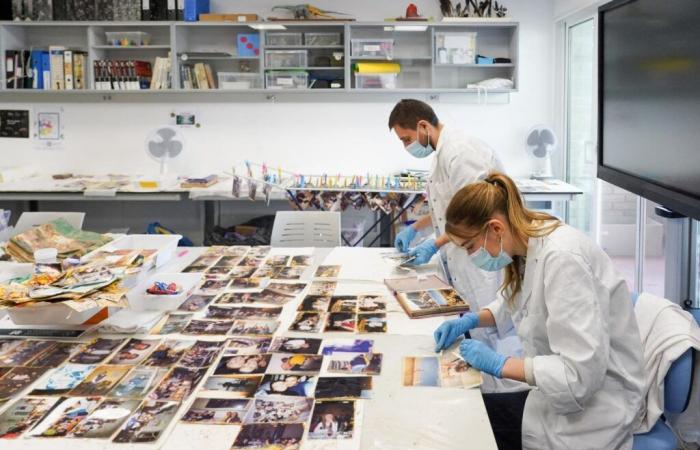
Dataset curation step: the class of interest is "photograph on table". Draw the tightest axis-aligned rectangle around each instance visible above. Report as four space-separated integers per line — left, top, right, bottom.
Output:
112 400 179 443
0 339 56 366
289 312 325 333
266 282 308 296
308 281 337 296
215 256 243 267
178 294 216 312
141 340 194 367
290 255 313 267
314 377 373 400
388 275 471 318
206 305 282 321
108 338 160 365
109 366 166 398
248 246 271 258
244 396 314 424
329 296 358 313
248 289 296 305
205 266 231 277
215 292 257 305
402 356 440 387
252 266 280 279
68 398 140 438
239 256 265 267
325 312 357 333
189 254 221 267
327 353 382 376
266 255 290 267
229 266 258 278
149 366 207 402
0 367 9 378
30 363 96 396
309 400 355 440
214 354 271 376
232 423 304 450
357 295 388 313
230 319 279 337
69 338 125 365
229 277 268 291
314 265 341 279
268 353 324 374
297 295 331 312
197 278 231 295
200 375 262 398
0 339 21 355
0 396 61 439
0 366 50 400
439 354 483 389
357 313 388 334
269 337 322 355
255 374 316 397
179 340 224 368
321 339 374 356
182 265 209 274
151 314 193 335
225 337 272 355
181 398 250 425
274 267 305 281
182 319 234 336
28 396 101 438
69 364 131 396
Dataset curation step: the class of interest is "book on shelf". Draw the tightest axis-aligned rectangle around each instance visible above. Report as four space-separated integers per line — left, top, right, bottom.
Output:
113 0 141 21
49 46 66 90
95 0 114 20
63 50 74 90
384 274 472 318
180 62 215 89
93 59 153 90
150 56 172 90
6 48 87 91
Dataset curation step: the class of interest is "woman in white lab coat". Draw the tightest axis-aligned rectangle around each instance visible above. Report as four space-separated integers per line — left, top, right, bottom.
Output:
434 172 645 450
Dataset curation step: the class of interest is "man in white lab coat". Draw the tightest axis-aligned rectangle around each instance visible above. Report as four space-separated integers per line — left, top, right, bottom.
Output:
389 99 524 392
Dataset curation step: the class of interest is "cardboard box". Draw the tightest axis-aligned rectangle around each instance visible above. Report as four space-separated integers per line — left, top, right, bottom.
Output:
200 13 259 22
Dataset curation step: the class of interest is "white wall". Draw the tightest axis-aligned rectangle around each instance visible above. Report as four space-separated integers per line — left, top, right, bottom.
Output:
554 0 605 19
0 0 555 179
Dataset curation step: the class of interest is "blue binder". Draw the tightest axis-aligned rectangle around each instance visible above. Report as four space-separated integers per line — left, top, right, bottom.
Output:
183 0 209 22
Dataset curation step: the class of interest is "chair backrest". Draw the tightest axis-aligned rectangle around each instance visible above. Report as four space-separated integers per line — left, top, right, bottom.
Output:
13 212 86 236
271 211 341 248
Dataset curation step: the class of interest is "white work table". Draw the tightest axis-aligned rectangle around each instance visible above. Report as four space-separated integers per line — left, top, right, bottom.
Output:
0 247 497 450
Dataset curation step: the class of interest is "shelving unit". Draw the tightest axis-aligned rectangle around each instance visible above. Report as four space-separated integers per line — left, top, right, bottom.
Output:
0 19 519 100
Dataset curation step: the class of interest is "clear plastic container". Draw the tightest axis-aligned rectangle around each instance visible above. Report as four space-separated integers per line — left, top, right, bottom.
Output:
305 32 342 46
351 39 394 59
355 72 398 89
218 72 262 89
266 71 309 89
127 272 203 312
265 50 308 68
105 31 152 47
266 32 303 47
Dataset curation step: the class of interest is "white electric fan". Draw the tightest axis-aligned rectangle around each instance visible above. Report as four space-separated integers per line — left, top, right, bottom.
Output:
525 125 557 179
146 126 185 175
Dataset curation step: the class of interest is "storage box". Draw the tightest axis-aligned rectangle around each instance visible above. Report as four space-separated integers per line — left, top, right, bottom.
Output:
266 71 308 89
435 32 477 65
265 50 307 69
184 0 210 22
7 303 109 326
266 32 303 47
199 13 259 22
237 33 260 57
305 32 342 46
218 72 261 89
355 72 398 89
351 39 394 59
85 234 181 269
105 31 151 47
127 272 202 312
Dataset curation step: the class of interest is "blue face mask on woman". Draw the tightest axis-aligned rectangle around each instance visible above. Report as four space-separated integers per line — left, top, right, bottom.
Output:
470 227 513 272
406 125 434 158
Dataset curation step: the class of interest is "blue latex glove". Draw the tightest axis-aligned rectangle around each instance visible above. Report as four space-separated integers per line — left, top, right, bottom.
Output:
395 226 417 252
407 238 439 265
434 313 480 352
459 339 509 378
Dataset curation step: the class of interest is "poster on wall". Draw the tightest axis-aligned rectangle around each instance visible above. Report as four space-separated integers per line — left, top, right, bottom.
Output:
0 110 30 138
34 109 65 150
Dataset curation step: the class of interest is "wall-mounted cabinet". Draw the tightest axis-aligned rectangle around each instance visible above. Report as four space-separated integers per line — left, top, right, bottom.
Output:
0 20 518 100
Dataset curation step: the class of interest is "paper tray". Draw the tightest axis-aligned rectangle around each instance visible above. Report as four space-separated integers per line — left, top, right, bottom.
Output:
7 302 109 326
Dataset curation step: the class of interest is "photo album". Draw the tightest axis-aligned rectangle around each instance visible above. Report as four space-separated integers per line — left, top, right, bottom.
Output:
384 275 471 318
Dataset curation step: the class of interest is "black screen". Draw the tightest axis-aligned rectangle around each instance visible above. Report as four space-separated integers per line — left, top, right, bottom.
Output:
599 0 700 218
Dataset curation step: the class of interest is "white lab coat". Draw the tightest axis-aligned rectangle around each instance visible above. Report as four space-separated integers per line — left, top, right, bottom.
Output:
427 126 525 393
486 224 645 449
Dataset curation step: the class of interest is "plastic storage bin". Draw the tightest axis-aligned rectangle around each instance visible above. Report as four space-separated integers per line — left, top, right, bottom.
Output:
305 32 342 46
105 31 152 47
265 50 308 68
85 234 181 269
266 32 303 47
127 272 203 312
354 72 398 89
351 39 394 59
218 72 261 89
266 71 308 89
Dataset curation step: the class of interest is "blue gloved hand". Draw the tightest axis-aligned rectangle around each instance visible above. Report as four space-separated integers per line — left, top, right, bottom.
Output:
434 313 480 352
407 238 439 265
459 339 509 378
395 226 418 253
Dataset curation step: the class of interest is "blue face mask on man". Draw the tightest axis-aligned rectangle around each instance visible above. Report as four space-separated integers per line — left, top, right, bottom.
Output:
470 226 513 272
406 125 434 158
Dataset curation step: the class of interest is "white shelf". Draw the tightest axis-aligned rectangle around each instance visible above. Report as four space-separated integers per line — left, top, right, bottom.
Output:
92 45 171 50
434 63 515 68
266 45 345 50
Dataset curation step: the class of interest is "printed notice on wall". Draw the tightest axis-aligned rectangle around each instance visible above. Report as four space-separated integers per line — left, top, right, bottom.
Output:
34 109 65 150
0 110 30 138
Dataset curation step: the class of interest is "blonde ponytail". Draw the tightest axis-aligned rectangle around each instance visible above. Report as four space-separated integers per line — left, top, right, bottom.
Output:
445 172 561 306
